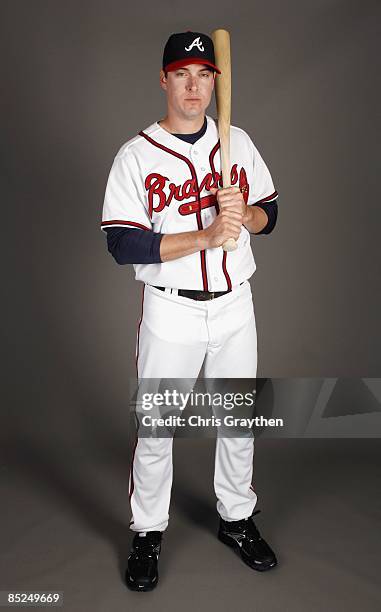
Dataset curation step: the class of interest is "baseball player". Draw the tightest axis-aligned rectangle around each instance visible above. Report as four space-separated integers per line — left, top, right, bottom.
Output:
101 31 279 591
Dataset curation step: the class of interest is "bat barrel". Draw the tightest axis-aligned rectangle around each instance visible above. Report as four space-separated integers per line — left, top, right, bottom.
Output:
211 29 237 253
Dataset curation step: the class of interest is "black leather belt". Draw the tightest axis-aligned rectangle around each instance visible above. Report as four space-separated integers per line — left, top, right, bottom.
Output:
153 284 242 301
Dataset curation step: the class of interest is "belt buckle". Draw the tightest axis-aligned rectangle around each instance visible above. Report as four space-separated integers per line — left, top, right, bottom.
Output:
196 291 214 301
201 291 214 300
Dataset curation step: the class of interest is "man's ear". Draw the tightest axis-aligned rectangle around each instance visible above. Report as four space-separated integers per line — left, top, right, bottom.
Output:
159 69 167 91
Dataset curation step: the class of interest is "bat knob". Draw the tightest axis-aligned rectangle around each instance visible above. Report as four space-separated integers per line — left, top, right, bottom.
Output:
222 238 238 252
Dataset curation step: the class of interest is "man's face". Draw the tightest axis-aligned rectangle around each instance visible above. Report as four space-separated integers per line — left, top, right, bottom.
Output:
159 64 216 120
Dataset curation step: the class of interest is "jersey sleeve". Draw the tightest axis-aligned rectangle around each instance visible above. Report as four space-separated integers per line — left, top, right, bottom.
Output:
247 139 278 206
101 149 152 232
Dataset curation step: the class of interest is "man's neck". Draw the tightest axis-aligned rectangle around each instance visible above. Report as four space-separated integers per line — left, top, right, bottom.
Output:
159 114 206 135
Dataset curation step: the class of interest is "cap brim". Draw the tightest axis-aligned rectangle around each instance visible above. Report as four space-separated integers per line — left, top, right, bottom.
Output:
164 58 221 74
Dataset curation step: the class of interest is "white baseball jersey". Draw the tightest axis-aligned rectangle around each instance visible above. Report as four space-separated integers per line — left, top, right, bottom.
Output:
101 114 278 291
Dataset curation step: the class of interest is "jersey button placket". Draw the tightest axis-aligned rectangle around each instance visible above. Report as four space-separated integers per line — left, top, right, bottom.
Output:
188 149 209 291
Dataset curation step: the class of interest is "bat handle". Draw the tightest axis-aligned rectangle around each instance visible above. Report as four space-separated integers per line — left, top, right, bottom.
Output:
221 182 238 251
222 237 238 252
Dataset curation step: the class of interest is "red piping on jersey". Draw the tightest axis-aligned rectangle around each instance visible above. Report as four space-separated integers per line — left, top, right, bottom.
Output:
101 220 151 230
135 284 145 378
209 140 222 205
128 285 145 504
139 130 209 291
209 141 232 291
129 436 138 501
130 283 145 505
221 252 232 290
255 190 278 205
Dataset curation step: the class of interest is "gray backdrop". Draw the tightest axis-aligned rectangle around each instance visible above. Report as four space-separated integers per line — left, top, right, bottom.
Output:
1 2 380 610
2 0 380 393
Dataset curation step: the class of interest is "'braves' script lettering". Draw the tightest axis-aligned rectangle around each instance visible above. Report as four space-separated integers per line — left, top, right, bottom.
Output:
145 164 247 216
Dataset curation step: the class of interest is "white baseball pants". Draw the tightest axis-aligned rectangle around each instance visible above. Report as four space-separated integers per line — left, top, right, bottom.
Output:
129 280 258 532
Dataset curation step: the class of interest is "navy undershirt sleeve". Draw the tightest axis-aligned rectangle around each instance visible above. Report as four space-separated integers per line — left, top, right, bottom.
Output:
104 227 163 265
252 201 278 234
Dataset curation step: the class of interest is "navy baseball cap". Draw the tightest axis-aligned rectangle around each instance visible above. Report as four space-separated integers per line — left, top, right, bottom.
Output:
162 31 221 74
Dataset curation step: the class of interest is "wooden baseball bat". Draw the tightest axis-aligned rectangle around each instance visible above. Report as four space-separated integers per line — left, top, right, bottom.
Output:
211 29 237 252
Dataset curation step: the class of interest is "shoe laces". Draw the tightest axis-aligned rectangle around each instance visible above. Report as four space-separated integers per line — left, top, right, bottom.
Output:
236 510 262 542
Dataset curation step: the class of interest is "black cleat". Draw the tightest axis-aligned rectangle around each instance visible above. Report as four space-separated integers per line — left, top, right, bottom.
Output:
218 510 277 571
125 531 162 591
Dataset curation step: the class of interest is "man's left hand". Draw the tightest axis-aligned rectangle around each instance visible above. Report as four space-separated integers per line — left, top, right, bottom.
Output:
210 186 249 225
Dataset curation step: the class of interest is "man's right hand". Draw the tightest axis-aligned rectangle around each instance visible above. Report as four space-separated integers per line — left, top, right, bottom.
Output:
160 208 243 262
202 209 242 249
